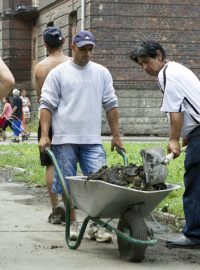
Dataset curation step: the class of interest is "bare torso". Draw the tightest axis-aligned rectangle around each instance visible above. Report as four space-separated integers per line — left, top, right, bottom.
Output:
34 51 70 100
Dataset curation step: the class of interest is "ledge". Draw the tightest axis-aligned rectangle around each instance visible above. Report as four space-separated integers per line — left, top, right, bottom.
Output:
14 5 39 21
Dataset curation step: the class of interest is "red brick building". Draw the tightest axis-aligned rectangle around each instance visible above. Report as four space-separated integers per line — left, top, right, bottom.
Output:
1 0 200 135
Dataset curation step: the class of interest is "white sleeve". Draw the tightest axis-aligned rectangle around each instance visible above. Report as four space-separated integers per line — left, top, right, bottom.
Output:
160 78 185 113
102 68 118 112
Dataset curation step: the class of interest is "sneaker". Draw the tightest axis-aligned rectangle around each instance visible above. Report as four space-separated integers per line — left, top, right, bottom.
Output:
70 221 79 241
48 202 66 224
166 235 200 249
86 223 112 243
48 212 62 224
25 132 30 141
22 135 26 142
55 202 66 223
11 138 20 143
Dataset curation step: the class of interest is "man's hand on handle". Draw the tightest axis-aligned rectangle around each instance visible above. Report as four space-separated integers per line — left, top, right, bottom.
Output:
39 136 51 153
167 140 181 159
111 135 125 152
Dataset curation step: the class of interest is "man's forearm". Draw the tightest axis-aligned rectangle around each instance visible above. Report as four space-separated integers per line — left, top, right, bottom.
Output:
169 112 183 141
106 107 120 137
40 108 52 137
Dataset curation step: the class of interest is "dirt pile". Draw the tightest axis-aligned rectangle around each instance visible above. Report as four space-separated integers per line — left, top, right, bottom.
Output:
87 164 167 191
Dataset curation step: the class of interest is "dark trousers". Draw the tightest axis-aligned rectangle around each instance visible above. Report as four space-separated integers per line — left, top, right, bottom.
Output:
2 119 13 131
182 125 200 243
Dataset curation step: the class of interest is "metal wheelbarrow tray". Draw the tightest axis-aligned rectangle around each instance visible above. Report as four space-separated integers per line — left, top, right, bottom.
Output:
46 149 180 263
67 176 180 219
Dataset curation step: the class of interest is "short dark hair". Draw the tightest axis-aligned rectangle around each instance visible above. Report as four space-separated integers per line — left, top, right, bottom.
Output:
130 41 166 63
46 21 54 27
4 96 10 103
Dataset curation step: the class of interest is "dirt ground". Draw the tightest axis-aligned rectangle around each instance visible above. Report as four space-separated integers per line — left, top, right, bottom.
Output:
1 168 200 269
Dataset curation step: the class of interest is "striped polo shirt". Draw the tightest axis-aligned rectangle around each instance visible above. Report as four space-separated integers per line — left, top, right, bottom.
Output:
158 61 200 138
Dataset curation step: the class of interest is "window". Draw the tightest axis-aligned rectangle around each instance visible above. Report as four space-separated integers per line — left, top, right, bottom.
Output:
69 11 77 57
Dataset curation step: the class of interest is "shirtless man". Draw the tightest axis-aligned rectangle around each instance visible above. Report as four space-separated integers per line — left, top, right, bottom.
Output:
0 57 15 99
34 24 70 224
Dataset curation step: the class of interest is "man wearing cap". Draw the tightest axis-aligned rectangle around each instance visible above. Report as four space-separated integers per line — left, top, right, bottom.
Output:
39 30 124 242
34 24 70 225
0 57 15 99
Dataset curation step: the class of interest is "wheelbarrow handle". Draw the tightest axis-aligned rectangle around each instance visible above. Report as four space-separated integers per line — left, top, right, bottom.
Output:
162 146 187 165
116 146 128 166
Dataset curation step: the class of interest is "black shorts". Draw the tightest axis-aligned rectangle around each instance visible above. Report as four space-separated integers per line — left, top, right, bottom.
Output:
38 122 53 166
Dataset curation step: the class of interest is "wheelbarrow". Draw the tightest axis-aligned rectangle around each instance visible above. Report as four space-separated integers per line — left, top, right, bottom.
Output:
46 148 180 262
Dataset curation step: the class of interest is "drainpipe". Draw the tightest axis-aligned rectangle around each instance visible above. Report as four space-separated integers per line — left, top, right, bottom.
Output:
81 0 85 30
32 0 39 7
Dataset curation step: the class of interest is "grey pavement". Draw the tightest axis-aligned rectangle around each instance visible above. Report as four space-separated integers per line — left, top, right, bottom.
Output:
1 175 200 270
3 132 200 269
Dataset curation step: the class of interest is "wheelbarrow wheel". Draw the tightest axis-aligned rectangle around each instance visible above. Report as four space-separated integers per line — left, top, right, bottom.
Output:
117 209 147 262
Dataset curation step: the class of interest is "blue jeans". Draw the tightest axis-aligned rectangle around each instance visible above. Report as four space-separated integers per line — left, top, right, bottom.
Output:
52 144 106 194
12 119 21 136
183 125 200 243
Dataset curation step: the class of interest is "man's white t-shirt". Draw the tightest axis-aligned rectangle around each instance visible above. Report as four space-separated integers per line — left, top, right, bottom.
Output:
158 61 200 138
40 60 118 145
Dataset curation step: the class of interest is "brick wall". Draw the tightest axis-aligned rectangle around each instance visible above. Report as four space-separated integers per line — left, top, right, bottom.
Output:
34 0 200 136
89 0 200 135
2 0 200 135
35 0 80 61
0 0 35 112
9 19 32 82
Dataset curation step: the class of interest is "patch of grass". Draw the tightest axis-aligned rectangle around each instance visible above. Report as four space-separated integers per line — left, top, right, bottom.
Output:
28 117 39 132
0 144 45 186
0 141 185 218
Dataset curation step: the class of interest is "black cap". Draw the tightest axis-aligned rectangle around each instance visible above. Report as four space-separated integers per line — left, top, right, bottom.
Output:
43 27 64 46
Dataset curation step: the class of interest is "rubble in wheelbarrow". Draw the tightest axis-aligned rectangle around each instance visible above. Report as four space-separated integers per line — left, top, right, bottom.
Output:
87 164 167 191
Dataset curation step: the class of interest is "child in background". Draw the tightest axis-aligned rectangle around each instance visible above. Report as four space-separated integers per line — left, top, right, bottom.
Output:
20 88 31 140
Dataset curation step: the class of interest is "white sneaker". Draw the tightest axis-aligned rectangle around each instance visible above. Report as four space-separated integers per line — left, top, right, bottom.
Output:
87 223 112 243
70 221 79 241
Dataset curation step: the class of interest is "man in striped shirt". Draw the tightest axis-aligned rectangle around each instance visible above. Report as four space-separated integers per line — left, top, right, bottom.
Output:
130 41 200 249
